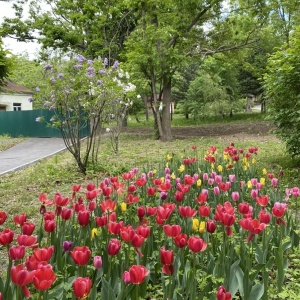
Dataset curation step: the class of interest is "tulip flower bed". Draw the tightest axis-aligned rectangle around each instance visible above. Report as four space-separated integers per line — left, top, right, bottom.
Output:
0 143 299 300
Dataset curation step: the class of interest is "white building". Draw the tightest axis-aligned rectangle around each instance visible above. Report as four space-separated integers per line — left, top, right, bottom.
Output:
0 81 33 111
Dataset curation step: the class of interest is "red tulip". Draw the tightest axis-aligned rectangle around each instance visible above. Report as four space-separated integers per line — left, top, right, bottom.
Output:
136 226 150 239
174 191 184 202
86 182 95 191
258 210 271 224
173 233 188 248
137 206 146 220
0 228 14 246
216 285 232 300
54 193 70 207
11 263 34 286
160 247 174 265
147 187 156 197
123 265 149 284
95 215 108 227
120 225 135 242
107 238 122 256
272 202 287 218
14 213 27 226
17 234 38 247
108 221 124 235
146 206 157 216
188 236 207 253
22 222 36 235
39 193 53 205
71 246 91 266
9 245 26 260
33 264 56 290
199 206 210 217
206 220 217 234
33 246 54 262
43 212 55 221
86 189 99 200
100 199 116 213
178 206 197 218
238 202 250 215
73 277 92 299
163 224 181 237
256 195 269 207
77 210 90 226
196 193 208 205
102 186 113 197
0 211 7 225
131 234 145 248
135 177 147 187
61 208 73 220
26 255 47 271
44 219 56 233
162 264 174 275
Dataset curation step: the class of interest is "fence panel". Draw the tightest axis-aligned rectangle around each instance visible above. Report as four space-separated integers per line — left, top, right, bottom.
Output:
0 110 90 138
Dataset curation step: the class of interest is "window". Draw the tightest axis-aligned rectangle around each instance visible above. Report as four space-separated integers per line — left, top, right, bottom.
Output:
13 103 22 111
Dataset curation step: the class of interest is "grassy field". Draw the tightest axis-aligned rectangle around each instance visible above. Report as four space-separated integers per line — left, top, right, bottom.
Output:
0 112 299 223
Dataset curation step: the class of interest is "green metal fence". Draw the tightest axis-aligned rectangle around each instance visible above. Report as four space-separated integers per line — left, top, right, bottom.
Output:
0 109 90 138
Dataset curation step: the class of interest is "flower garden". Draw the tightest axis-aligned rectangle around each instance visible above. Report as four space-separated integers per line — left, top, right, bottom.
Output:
0 142 299 300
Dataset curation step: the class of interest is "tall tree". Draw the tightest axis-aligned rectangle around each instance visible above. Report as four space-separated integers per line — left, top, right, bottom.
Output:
0 36 12 86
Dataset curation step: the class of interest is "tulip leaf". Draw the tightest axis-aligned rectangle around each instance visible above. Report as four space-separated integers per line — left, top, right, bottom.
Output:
0 277 3 293
249 283 264 300
101 277 116 300
282 240 292 252
291 229 300 247
229 258 240 296
235 265 244 296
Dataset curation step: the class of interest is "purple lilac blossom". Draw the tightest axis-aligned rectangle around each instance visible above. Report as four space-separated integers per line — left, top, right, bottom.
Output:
98 69 106 74
74 64 82 69
50 77 56 84
44 64 52 71
35 87 40 92
86 66 95 77
87 59 94 65
44 101 51 107
112 60 119 69
77 55 86 63
97 80 103 85
57 73 64 79
28 97 33 103
104 57 108 66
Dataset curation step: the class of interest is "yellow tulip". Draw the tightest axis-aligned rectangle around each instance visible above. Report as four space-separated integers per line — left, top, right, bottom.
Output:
262 168 267 175
167 154 172 161
120 202 127 213
217 165 223 172
197 179 202 187
178 165 185 173
199 221 206 233
247 180 252 189
171 173 176 179
192 219 199 231
260 178 265 185
91 228 98 239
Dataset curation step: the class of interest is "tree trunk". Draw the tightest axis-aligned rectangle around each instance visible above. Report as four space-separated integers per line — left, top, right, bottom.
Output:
160 74 173 141
245 96 252 112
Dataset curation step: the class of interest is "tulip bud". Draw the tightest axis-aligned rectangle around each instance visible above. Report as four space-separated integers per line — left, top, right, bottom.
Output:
93 256 102 269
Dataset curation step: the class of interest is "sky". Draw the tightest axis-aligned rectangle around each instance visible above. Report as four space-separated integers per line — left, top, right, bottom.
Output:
0 1 40 58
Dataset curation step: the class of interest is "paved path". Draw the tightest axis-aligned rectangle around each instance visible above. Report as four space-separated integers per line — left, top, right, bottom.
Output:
0 138 66 175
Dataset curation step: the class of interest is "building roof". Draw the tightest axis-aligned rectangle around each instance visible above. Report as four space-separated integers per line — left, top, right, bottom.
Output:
0 80 32 95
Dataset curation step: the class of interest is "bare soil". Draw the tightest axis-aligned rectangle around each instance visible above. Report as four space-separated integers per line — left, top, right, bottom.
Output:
123 121 278 142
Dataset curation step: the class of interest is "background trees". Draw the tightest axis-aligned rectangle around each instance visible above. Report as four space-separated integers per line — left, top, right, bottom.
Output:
264 27 300 157
1 0 300 158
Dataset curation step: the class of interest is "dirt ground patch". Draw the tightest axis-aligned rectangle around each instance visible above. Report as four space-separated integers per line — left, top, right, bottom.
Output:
123 121 278 142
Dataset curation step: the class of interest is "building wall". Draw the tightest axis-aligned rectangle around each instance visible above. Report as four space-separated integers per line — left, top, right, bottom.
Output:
0 93 33 111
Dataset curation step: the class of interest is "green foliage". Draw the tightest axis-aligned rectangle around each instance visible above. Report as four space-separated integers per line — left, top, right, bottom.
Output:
264 27 300 157
0 37 13 85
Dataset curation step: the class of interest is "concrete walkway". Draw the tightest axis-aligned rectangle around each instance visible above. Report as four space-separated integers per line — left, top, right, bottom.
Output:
0 138 67 175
